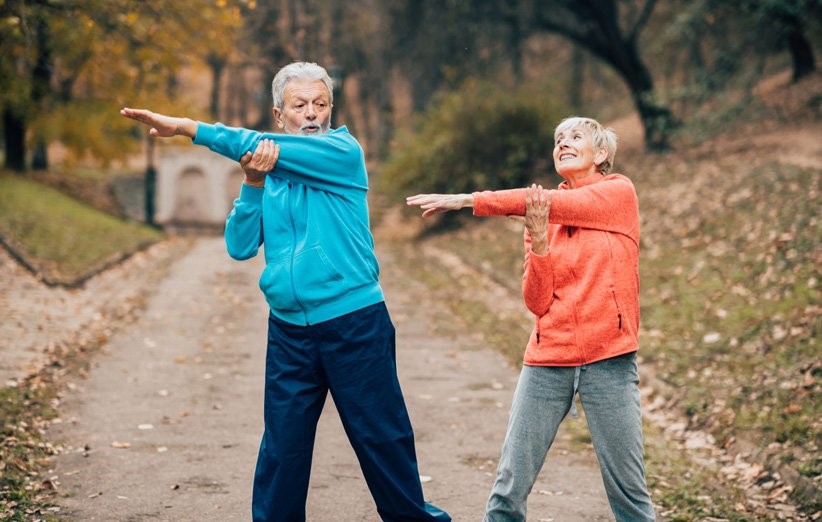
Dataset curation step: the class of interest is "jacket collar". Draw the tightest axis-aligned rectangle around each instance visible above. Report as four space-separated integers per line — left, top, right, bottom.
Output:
558 172 606 190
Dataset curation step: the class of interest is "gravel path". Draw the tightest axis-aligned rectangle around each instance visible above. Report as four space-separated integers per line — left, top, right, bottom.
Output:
7 237 615 521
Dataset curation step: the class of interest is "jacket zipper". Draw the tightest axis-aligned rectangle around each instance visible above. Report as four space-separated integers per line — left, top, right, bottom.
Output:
611 289 622 331
287 182 309 324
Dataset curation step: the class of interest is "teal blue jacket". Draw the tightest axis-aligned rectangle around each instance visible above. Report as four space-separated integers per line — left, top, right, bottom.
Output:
194 123 384 325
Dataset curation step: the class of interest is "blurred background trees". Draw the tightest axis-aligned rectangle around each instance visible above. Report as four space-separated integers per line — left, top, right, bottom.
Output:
0 0 819 178
0 0 245 171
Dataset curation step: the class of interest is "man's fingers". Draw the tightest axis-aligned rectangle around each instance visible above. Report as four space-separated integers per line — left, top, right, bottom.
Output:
122 108 150 123
249 140 278 171
240 152 252 167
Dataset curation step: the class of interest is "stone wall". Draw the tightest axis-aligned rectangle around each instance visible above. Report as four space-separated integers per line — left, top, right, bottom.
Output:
155 147 244 227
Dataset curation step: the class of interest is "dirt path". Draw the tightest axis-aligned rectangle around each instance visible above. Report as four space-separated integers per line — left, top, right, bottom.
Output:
43 237 617 521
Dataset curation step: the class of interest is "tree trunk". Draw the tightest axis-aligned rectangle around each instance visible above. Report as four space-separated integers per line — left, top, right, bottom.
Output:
632 86 673 152
207 53 226 119
603 38 673 151
32 142 48 170
31 13 52 170
570 45 584 111
3 107 27 172
784 16 815 81
532 0 672 151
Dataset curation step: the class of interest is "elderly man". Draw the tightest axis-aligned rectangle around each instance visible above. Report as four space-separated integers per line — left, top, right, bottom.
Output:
121 61 449 522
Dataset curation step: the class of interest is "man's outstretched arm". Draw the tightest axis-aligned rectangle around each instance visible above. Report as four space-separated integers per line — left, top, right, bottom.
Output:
120 108 198 138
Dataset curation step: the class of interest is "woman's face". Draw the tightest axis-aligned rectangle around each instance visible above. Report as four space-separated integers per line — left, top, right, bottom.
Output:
552 126 605 179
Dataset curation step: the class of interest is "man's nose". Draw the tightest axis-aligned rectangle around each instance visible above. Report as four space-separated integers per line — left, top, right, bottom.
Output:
305 104 317 119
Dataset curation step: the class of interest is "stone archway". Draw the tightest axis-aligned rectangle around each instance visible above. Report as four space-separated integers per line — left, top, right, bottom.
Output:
174 167 209 223
154 147 246 228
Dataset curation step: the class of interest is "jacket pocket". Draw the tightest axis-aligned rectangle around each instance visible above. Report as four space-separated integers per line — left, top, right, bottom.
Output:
291 246 344 306
258 255 300 312
258 246 344 312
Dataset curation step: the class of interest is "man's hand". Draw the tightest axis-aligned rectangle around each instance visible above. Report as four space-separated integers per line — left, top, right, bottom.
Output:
239 139 280 188
120 108 197 138
406 193 474 218
525 184 550 255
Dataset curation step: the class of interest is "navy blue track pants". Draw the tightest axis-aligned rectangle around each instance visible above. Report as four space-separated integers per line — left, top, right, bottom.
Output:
251 302 450 522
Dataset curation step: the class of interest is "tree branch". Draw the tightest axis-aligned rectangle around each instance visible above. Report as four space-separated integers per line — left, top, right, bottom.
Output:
534 10 610 64
629 0 658 43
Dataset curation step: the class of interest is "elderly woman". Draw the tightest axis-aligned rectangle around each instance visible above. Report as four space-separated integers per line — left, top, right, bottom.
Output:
407 116 656 521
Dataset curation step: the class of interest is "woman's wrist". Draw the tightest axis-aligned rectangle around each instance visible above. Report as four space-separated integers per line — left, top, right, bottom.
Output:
530 234 548 255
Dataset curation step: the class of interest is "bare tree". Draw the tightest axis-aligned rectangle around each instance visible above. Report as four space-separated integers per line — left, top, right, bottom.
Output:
527 0 674 150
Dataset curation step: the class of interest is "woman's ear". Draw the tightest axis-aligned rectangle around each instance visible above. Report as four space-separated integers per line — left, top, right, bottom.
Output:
595 148 608 168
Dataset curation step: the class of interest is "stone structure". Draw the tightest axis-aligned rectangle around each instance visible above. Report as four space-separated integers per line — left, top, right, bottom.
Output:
154 146 244 228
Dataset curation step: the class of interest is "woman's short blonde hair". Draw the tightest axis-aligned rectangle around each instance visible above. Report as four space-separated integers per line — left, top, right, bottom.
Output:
554 117 618 174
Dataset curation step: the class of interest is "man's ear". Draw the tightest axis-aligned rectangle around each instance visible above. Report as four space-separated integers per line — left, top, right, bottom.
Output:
272 107 284 130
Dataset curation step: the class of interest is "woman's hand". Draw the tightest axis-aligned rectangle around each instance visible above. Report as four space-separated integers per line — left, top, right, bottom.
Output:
406 193 474 218
525 184 550 255
240 139 279 188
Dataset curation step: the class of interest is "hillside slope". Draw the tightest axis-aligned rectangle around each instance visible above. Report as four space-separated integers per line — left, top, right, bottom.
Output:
381 70 821 519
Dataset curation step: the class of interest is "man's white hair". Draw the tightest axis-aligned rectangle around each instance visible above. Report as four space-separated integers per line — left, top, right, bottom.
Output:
271 62 333 109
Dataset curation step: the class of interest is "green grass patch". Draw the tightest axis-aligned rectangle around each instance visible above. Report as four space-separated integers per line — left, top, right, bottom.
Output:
638 162 820 459
644 421 751 521
0 380 62 521
0 173 163 284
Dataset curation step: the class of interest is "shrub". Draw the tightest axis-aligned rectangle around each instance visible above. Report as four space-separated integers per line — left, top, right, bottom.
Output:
378 80 564 203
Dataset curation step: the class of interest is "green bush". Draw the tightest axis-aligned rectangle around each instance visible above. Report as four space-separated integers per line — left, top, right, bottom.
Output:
378 80 564 202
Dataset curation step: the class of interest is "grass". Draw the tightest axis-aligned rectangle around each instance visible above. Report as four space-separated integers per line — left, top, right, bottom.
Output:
0 378 62 521
637 161 820 462
0 173 163 285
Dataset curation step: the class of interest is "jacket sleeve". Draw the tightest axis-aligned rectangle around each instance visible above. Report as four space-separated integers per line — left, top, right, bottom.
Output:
224 183 264 260
473 188 526 217
550 176 639 239
521 228 554 316
194 123 367 196
473 176 639 241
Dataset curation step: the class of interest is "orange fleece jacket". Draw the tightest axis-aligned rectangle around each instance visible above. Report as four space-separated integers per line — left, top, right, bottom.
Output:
473 173 640 366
